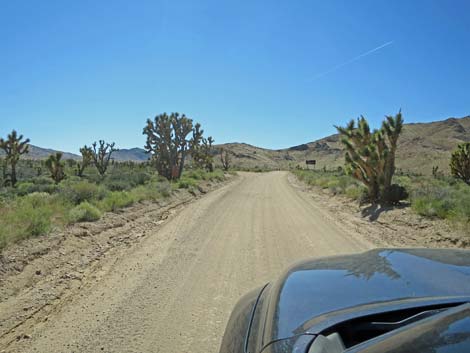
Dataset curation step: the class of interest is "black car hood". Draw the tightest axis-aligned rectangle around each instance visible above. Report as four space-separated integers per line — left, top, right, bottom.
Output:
262 248 470 344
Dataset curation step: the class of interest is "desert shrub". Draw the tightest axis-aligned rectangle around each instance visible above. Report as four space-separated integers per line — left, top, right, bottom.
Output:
293 170 358 194
133 171 152 185
18 193 54 236
184 169 205 180
345 184 367 200
16 182 35 196
0 187 14 202
326 179 341 194
0 192 55 249
103 170 152 191
155 179 171 197
411 181 470 222
175 176 198 189
16 179 59 196
294 169 408 205
182 169 224 182
59 180 107 205
412 197 453 218
103 178 132 191
68 202 101 223
130 184 159 202
97 191 135 212
204 169 225 182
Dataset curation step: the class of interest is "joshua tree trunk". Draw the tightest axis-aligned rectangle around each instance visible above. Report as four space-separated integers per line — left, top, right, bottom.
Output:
10 160 17 186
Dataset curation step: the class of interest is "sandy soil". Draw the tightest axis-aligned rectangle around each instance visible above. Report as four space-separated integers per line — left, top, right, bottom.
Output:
0 171 376 353
289 174 470 249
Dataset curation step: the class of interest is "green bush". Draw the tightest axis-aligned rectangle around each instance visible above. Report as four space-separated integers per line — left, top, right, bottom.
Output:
182 169 224 182
155 179 172 197
0 192 55 249
19 193 54 236
60 180 107 205
204 170 225 182
103 170 152 191
0 166 226 250
103 178 132 191
411 181 470 222
16 177 59 196
293 170 358 194
345 184 367 200
175 177 198 189
68 202 102 223
183 169 205 180
97 191 135 212
16 182 35 196
129 178 172 202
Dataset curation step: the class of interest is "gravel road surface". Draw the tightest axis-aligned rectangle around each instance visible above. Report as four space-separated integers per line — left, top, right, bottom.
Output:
17 171 372 353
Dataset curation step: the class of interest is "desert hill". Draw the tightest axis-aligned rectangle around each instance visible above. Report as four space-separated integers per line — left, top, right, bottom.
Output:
0 146 149 162
4 115 469 175
213 115 470 175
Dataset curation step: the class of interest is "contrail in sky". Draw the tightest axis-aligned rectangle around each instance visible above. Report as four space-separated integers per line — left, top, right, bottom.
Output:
309 40 394 81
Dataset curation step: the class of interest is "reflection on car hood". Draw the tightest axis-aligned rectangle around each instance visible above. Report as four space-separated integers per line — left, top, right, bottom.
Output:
263 248 470 343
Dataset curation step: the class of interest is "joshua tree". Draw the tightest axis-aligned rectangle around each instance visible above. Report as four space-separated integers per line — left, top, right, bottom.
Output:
191 124 215 171
0 130 30 186
204 136 215 172
76 146 93 177
143 113 194 180
450 142 470 185
35 161 44 177
220 148 231 171
335 111 407 204
0 157 6 185
45 152 66 184
91 141 117 177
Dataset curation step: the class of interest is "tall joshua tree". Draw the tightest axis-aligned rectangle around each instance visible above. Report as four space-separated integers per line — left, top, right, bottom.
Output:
450 142 470 185
143 113 194 180
335 111 406 204
76 146 93 177
45 152 66 184
0 130 30 186
190 123 214 171
220 148 231 171
381 112 404 189
91 141 118 177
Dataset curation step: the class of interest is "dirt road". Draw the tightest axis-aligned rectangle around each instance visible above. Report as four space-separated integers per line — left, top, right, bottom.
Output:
13 172 373 353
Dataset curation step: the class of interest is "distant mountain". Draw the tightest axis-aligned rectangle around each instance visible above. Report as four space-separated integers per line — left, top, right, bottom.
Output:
4 115 469 174
0 145 81 160
213 115 470 175
112 148 148 162
0 145 148 162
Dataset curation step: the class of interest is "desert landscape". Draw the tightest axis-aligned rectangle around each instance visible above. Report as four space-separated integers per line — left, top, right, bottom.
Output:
2 1 470 352
0 111 469 352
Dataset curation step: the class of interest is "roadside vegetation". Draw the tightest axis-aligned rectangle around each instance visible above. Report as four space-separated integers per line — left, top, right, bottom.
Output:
0 113 227 250
294 112 470 233
293 169 470 228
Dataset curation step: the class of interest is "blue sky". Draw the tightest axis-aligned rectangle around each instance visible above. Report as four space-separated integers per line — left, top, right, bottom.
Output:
1 0 469 153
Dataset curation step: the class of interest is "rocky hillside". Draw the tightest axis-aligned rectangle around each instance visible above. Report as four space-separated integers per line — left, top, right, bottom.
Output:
213 115 470 175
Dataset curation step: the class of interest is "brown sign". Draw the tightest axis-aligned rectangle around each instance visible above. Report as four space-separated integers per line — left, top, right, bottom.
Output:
305 160 316 165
